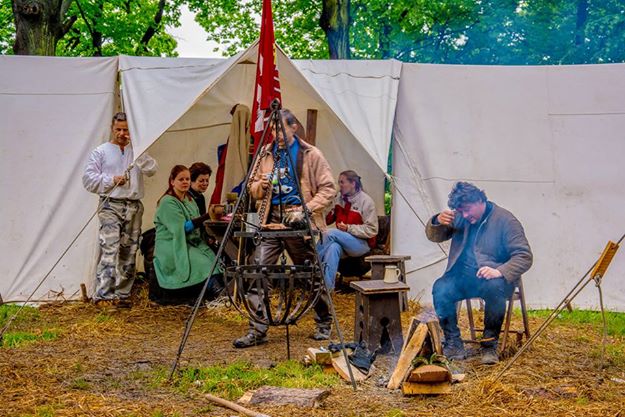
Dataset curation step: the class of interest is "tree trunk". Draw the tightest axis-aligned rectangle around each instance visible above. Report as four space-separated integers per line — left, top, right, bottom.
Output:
320 0 350 59
12 0 73 55
574 0 588 47
379 18 392 59
136 0 166 54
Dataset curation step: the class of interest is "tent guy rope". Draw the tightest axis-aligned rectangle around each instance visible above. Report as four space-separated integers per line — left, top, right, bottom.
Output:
0 164 134 341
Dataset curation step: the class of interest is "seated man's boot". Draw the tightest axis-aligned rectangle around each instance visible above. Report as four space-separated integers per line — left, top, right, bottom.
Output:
233 331 268 348
480 346 499 365
442 338 467 361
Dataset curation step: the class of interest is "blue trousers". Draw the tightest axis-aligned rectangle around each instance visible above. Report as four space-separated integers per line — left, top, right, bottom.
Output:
317 228 371 291
432 266 515 348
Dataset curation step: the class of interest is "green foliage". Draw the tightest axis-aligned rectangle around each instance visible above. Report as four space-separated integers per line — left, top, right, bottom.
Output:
0 304 40 327
190 0 327 58
1 304 60 348
69 377 91 390
95 312 112 323
2 329 60 348
385 410 406 417
0 0 14 54
528 309 625 337
18 405 57 417
56 0 182 56
190 0 625 64
2 0 625 62
384 192 392 216
154 360 340 400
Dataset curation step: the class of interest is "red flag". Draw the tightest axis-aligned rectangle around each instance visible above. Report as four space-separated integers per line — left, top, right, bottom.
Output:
251 0 282 153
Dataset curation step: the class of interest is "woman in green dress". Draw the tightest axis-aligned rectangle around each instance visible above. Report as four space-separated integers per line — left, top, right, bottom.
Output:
153 165 223 305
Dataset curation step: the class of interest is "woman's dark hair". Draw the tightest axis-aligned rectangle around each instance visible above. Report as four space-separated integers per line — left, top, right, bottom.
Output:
447 182 487 209
339 170 363 192
158 165 191 204
189 162 212 181
112 112 127 123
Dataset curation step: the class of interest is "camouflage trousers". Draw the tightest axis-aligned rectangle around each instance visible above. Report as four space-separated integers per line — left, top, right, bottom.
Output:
94 197 144 301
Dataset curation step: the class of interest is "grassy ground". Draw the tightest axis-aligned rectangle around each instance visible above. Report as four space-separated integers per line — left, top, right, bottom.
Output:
1 288 625 417
528 308 625 337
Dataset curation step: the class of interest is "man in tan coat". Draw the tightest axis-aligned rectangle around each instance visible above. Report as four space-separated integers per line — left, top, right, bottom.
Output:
233 109 337 348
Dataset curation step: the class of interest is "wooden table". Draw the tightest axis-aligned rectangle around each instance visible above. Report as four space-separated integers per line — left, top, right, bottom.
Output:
203 220 244 262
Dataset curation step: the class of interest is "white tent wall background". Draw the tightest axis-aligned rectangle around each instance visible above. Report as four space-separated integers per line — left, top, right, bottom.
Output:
1 53 624 312
0 56 118 302
0 46 397 302
392 63 625 311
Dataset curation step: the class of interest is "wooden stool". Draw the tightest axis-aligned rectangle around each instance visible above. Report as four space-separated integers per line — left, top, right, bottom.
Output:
463 278 530 352
350 280 410 354
364 255 411 311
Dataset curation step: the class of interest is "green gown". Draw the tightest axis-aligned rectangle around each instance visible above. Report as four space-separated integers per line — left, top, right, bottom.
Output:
153 195 221 289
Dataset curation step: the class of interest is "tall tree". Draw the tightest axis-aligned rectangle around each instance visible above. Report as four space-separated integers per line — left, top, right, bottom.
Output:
11 0 76 54
319 0 350 58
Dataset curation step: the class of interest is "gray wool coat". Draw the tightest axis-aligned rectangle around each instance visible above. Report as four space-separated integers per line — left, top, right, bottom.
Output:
425 203 533 283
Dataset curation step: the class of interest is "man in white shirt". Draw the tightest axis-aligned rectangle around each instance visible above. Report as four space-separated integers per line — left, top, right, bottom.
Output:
82 112 157 306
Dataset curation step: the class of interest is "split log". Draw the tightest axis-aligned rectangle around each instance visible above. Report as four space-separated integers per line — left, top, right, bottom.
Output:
332 355 368 382
401 317 418 353
205 393 269 417
307 347 333 365
387 323 428 389
401 381 451 395
426 321 444 355
239 386 330 408
407 365 451 383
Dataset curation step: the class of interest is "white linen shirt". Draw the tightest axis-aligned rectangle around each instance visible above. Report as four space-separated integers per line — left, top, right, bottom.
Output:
82 142 157 200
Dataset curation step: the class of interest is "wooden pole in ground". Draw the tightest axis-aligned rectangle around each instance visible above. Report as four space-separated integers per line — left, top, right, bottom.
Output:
205 393 270 417
80 284 89 303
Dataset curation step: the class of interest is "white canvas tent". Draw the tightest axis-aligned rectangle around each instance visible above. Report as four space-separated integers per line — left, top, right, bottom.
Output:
0 56 118 302
2 50 624 311
392 63 625 311
121 45 401 230
0 45 400 302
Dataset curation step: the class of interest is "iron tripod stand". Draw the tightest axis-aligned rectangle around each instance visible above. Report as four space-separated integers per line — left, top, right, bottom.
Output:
170 99 359 390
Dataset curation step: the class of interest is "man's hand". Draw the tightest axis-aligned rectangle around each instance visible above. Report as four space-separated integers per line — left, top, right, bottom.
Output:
113 175 127 186
437 209 455 226
477 266 503 279
259 175 271 190
336 221 348 232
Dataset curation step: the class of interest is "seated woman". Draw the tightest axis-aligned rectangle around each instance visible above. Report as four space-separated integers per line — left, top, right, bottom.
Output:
187 162 212 215
317 170 378 290
152 165 223 305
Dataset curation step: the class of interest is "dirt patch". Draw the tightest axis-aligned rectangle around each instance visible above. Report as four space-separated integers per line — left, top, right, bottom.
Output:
2 286 625 416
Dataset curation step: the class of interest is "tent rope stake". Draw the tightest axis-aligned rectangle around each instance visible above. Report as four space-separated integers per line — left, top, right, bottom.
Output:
491 233 624 385
0 165 134 341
